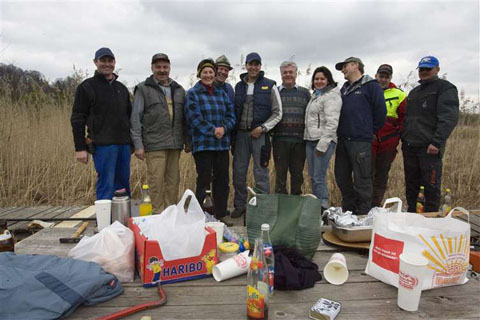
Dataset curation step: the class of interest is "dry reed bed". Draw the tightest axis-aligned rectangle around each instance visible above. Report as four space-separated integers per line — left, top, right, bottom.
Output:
1 100 479 210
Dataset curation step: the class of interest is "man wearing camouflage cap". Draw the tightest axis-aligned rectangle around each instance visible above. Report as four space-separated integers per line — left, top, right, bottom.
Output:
215 55 235 103
130 53 187 213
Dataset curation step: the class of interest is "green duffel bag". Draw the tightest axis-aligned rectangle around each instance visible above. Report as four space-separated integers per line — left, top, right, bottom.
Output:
246 192 322 260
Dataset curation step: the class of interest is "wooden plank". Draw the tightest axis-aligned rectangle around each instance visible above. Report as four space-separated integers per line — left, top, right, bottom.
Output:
67 293 480 320
0 207 24 218
55 205 95 228
0 207 20 215
4 206 54 229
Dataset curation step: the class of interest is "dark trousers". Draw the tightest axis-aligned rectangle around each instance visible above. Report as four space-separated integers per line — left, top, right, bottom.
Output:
272 139 306 195
371 149 397 207
193 151 230 219
402 144 442 212
334 138 373 215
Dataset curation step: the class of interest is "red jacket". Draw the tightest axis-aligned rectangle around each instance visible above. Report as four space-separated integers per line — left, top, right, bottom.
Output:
373 82 406 154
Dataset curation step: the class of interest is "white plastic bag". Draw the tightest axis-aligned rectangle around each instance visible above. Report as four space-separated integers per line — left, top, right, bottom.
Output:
365 206 470 290
68 221 135 282
134 189 206 261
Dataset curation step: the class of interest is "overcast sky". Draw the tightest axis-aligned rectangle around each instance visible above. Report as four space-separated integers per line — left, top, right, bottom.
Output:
1 0 479 100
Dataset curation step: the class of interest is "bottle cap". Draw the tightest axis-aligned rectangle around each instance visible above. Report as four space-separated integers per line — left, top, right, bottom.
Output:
446 188 451 192
420 186 425 190
261 223 270 231
219 242 240 253
142 184 149 189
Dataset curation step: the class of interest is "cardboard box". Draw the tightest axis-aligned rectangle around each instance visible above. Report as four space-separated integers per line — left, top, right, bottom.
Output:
129 218 218 287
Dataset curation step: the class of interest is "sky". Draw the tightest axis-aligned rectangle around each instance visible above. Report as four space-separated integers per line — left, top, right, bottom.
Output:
1 0 479 101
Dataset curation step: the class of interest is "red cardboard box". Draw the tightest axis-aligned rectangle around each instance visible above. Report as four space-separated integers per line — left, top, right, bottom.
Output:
129 218 218 287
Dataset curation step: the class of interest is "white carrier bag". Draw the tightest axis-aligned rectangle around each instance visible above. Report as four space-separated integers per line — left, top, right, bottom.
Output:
365 201 470 290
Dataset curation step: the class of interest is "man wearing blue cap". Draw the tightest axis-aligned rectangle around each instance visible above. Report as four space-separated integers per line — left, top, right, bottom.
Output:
71 47 132 200
401 56 459 212
231 52 282 218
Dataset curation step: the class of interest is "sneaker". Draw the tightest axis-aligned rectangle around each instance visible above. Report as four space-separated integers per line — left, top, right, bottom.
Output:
230 207 246 218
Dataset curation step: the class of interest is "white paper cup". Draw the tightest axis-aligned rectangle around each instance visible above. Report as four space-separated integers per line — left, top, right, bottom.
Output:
212 250 251 281
206 221 225 245
398 253 428 312
95 200 111 231
323 253 349 285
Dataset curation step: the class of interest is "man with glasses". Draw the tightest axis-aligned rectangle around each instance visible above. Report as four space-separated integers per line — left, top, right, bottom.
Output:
401 56 459 212
371 64 406 207
334 57 386 215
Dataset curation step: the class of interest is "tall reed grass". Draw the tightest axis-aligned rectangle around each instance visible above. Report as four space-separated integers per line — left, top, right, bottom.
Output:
1 90 479 210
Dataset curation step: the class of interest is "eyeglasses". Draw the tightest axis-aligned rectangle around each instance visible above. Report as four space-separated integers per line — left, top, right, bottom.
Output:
419 67 433 72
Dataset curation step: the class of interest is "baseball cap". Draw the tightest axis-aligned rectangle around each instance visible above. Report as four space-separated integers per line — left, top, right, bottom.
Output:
377 64 393 75
95 47 115 60
216 55 233 70
335 57 364 71
151 53 170 64
246 52 262 64
417 56 439 69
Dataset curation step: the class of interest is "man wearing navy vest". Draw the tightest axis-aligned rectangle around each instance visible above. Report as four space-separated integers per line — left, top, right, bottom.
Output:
334 57 386 215
231 52 282 218
402 56 459 212
372 64 406 207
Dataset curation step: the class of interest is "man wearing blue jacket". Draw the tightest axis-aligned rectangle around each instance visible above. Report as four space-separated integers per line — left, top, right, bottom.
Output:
334 57 386 214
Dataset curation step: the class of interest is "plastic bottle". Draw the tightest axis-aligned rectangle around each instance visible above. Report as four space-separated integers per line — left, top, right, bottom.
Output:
0 219 15 252
247 238 269 320
260 223 275 296
139 184 153 216
416 186 425 213
442 188 453 216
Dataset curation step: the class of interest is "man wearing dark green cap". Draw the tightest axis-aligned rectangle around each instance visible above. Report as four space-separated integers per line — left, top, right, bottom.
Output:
215 55 235 103
130 53 187 213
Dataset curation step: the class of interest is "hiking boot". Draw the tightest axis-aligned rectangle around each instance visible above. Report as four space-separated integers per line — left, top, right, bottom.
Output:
230 207 246 218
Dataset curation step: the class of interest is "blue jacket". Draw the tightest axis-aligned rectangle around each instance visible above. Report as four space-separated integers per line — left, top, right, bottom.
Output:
337 75 386 141
215 81 235 104
185 81 236 153
234 71 276 129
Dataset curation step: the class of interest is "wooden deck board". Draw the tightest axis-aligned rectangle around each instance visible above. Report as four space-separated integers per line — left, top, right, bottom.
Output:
6 207 480 319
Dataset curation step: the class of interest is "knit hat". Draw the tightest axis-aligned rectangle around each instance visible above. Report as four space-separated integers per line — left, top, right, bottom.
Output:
215 55 233 70
197 58 217 78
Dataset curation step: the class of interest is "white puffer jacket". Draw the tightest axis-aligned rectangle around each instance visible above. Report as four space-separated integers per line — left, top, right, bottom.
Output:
304 85 342 152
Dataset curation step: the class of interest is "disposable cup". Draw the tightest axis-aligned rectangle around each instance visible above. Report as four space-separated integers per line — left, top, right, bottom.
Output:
323 253 349 285
95 200 112 231
212 250 251 281
206 221 225 245
397 253 428 311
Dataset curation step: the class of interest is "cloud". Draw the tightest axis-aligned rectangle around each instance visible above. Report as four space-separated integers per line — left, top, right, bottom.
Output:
1 0 478 97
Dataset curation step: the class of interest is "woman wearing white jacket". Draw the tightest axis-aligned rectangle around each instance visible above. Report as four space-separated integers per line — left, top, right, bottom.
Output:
304 66 342 209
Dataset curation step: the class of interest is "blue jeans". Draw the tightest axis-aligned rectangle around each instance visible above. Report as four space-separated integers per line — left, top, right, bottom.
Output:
305 140 336 208
93 144 131 200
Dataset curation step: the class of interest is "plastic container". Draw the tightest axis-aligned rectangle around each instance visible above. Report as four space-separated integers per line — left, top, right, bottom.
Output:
219 242 239 261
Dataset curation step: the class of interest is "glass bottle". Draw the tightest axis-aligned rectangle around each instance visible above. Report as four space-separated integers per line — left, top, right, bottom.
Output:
247 238 269 320
442 188 453 216
260 223 275 296
416 186 425 213
139 184 153 216
0 219 15 252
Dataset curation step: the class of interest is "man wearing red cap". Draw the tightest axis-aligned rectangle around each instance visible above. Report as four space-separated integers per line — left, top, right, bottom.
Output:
371 64 406 207
401 56 459 212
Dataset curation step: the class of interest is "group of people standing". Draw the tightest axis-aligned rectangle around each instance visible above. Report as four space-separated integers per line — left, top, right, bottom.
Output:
71 48 459 222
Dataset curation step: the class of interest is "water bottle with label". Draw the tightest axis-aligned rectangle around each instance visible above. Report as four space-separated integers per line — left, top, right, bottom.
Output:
260 223 275 296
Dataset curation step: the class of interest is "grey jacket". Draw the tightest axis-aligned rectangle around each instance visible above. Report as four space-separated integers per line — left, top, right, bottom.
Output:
304 85 342 152
131 76 186 151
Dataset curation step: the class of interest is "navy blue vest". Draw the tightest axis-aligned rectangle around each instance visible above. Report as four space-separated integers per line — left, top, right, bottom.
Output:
234 72 276 129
